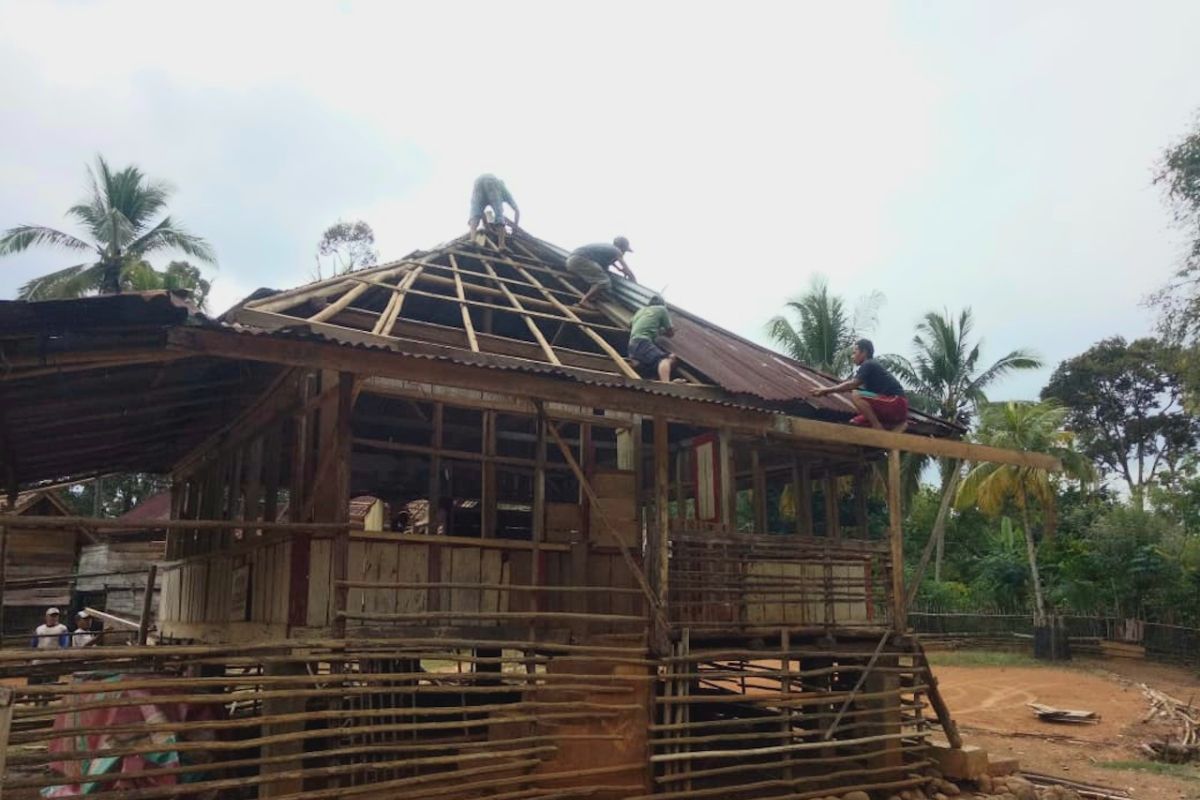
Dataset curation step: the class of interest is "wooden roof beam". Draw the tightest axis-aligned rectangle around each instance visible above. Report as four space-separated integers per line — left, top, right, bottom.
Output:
168 327 1060 471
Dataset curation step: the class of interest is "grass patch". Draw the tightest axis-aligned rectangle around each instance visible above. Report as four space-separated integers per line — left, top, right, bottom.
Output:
1099 760 1200 782
926 649 1041 668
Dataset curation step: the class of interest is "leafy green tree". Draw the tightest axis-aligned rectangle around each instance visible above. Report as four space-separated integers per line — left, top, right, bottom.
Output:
0 156 215 299
1041 337 1197 507
121 260 212 309
956 401 1094 624
888 309 1042 579
766 276 883 375
316 219 378 278
1052 506 1194 622
1154 116 1200 407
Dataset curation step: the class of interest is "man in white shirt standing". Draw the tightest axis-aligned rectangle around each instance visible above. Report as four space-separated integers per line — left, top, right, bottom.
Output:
32 607 69 650
72 611 98 648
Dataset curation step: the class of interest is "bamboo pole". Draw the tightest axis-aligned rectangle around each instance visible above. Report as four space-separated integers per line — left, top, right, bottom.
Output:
6 515 355 533
136 563 157 645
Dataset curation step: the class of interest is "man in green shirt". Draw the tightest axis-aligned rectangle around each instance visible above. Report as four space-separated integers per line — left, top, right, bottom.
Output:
627 295 678 382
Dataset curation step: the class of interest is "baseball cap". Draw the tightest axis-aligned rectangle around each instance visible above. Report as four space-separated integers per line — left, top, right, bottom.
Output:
46 607 60 616
77 611 89 619
613 236 633 253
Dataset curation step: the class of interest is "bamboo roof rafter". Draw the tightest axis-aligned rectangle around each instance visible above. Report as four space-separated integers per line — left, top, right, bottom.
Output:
238 234 647 379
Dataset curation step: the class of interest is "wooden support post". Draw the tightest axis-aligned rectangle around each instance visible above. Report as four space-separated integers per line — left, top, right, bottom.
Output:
136 564 158 645
481 410 497 538
718 430 736 532
780 628 793 780
0 685 12 795
824 475 840 539
331 374 354 639
798 462 813 537
673 443 686 521
854 467 871 538
653 417 670 614
751 448 768 534
530 411 546 624
0 523 6 643
582 422 595 542
888 449 905 630
428 403 443 536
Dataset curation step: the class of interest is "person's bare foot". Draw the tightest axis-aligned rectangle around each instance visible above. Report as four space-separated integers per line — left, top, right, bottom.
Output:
671 377 688 384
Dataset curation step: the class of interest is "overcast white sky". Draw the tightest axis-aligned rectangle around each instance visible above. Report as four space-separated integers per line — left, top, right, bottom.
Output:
1 1 1197 401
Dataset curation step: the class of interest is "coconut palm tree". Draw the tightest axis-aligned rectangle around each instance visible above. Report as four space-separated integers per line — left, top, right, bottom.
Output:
0 156 215 299
766 276 883 376
889 309 1042 428
889 309 1042 580
955 401 1094 624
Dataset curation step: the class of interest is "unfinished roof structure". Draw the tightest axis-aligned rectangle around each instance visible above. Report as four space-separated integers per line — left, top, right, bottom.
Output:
0 226 1056 799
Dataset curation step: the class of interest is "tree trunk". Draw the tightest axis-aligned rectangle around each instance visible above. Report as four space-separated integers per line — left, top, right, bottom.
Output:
931 462 961 583
100 260 122 294
1020 492 1047 626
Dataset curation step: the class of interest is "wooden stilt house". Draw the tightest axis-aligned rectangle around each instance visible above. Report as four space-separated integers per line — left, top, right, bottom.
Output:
0 228 1058 799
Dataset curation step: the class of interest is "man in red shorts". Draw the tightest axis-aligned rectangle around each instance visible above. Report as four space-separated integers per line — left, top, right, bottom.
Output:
811 339 909 431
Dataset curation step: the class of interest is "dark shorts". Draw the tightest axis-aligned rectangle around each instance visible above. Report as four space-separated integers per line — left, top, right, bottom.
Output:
851 393 908 426
628 337 668 376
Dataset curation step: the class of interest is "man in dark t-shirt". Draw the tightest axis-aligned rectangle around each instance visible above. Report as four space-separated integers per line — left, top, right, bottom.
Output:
811 339 909 431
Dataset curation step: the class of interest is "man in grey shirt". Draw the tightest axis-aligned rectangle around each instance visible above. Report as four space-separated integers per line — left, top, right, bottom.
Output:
468 174 519 244
566 237 635 308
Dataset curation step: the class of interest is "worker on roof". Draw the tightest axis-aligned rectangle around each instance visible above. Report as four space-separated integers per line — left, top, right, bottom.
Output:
627 295 680 383
567 237 635 309
811 338 909 432
467 174 519 243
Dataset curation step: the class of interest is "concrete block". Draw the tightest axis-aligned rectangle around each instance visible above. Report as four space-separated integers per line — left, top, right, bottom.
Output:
987 756 1021 776
927 738 988 781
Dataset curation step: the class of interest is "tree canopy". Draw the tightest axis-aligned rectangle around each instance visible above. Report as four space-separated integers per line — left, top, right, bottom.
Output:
1040 336 1197 503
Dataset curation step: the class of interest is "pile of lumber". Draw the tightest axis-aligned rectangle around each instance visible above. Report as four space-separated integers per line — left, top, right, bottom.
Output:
1028 702 1100 724
1140 683 1199 762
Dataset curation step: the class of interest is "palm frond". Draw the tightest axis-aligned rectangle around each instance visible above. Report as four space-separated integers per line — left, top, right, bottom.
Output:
0 225 94 255
766 315 807 361
128 217 216 264
965 349 1044 402
17 263 104 300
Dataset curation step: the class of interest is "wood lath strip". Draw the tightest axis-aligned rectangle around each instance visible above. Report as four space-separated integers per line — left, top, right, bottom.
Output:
372 265 424 336
448 254 479 352
475 259 562 366
309 264 407 324
505 260 640 380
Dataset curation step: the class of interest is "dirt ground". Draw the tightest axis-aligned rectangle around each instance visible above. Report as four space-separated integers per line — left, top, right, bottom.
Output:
933 652 1200 799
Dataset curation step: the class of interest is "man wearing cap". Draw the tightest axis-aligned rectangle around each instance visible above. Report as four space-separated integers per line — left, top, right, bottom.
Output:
31 607 69 650
468 174 519 241
627 295 680 383
73 611 98 648
566 237 636 308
